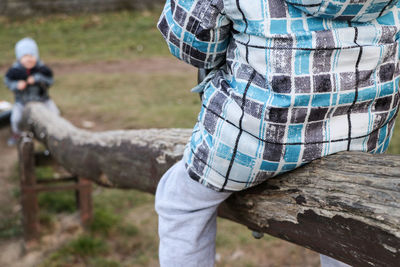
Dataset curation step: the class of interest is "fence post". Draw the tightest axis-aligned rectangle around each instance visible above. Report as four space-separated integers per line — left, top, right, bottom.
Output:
77 178 92 226
18 133 39 244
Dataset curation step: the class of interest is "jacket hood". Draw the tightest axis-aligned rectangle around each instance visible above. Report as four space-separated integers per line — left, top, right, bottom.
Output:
286 0 399 22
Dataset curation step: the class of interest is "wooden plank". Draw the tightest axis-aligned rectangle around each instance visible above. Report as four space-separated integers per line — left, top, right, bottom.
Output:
30 183 90 193
36 176 77 184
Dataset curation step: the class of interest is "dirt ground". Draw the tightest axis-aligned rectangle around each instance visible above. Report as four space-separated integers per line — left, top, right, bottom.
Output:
0 128 17 213
0 57 193 77
0 59 321 267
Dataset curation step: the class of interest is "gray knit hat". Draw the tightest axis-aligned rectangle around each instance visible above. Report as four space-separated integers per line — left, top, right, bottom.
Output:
15 37 39 60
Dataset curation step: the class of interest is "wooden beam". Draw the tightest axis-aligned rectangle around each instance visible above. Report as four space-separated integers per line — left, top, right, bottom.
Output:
21 102 400 266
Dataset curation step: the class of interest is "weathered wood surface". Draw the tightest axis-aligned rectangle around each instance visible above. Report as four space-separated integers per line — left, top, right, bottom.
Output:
22 103 400 266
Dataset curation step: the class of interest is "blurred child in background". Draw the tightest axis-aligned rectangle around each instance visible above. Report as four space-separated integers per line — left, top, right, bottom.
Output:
4 37 59 145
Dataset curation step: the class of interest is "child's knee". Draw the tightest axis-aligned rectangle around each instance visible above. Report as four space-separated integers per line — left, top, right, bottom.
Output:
155 160 232 218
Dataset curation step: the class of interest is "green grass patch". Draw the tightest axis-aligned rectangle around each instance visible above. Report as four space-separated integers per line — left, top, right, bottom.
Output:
0 215 22 239
42 235 108 266
0 10 168 66
35 166 55 180
89 188 152 237
387 120 400 154
38 211 55 230
116 224 139 237
35 166 77 215
90 207 121 235
0 70 199 128
38 191 76 213
66 235 108 257
216 218 254 249
49 71 199 129
93 187 155 213
40 188 157 266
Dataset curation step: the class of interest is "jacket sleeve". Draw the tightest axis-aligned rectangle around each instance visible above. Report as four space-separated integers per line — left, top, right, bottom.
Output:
33 73 54 87
4 68 21 92
33 65 54 87
157 0 232 69
4 76 18 92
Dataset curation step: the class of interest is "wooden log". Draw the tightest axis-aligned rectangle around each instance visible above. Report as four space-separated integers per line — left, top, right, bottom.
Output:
21 102 400 266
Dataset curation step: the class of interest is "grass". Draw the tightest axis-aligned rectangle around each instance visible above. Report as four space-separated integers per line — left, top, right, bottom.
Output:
0 215 23 239
89 207 121 235
40 188 159 267
387 120 400 154
0 10 169 66
41 235 108 266
50 71 199 129
35 166 55 180
38 191 77 213
0 163 22 239
35 166 76 214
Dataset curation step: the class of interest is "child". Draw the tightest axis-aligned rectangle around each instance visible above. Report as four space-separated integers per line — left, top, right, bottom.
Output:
4 37 60 145
155 0 400 266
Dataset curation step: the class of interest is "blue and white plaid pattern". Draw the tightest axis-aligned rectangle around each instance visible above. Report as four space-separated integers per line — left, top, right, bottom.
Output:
158 0 400 192
287 0 400 22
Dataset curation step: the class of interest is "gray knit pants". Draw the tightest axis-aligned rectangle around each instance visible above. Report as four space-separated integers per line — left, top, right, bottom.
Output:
155 159 350 267
11 100 60 134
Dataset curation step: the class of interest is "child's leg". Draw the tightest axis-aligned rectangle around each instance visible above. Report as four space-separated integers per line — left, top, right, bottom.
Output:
43 99 60 116
320 254 351 267
156 161 354 267
10 103 24 134
155 160 232 267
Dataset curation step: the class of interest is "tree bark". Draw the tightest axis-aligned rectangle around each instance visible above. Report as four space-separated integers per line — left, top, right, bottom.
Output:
22 103 400 266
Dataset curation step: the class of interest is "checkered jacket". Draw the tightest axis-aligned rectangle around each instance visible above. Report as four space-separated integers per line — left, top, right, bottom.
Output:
158 0 400 192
